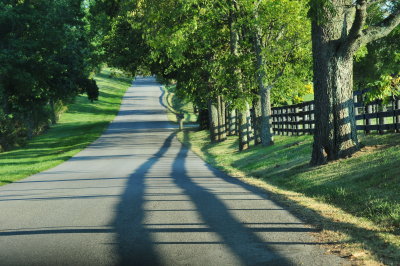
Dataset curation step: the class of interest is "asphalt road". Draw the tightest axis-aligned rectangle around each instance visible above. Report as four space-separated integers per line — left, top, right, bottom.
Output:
0 77 347 266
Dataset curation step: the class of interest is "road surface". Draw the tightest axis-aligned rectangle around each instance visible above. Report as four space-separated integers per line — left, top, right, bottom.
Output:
0 77 347 265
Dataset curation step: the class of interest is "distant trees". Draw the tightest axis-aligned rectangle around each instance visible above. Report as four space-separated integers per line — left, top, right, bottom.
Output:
0 0 98 151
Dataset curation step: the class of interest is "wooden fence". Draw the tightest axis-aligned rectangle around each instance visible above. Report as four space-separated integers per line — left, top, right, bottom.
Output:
271 92 400 135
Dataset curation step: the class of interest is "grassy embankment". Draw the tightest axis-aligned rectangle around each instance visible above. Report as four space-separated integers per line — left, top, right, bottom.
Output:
163 89 400 265
0 68 131 186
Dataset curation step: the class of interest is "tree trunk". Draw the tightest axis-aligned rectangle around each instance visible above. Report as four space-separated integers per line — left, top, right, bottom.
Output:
228 109 237 136
245 102 253 145
252 98 262 145
50 98 57 125
260 86 274 146
217 95 227 141
198 108 209 130
253 25 274 146
310 15 359 165
208 99 219 142
238 108 249 151
309 0 400 164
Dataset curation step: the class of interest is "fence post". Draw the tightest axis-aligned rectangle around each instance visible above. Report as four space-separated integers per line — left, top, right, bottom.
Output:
365 104 372 134
288 107 293 136
273 109 277 135
310 102 315 134
282 107 286 135
304 104 309 134
378 101 385 134
396 98 400 133
294 106 299 136
354 94 359 133
276 107 282 135
354 94 359 116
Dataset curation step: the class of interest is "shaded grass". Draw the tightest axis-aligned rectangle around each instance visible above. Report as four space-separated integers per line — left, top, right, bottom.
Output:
160 82 400 264
177 129 400 265
0 68 131 186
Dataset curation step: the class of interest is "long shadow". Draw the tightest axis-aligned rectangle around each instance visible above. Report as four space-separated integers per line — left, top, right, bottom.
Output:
171 141 294 265
185 133 400 264
112 133 175 265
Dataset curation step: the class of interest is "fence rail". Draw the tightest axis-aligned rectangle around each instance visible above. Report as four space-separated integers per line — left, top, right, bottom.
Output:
271 92 400 136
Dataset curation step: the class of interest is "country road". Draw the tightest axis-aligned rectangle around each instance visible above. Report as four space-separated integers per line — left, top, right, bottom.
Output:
0 77 346 265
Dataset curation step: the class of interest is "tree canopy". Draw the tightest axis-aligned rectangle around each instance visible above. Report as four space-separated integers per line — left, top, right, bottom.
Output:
1 0 399 163
0 0 99 151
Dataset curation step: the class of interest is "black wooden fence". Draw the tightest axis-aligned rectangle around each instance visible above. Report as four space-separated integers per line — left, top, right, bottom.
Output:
271 92 400 136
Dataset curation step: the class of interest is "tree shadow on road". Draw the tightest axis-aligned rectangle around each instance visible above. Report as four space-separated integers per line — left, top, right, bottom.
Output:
112 133 176 265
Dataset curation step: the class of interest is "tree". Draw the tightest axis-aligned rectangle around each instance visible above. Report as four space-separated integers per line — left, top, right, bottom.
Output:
0 0 98 150
246 0 311 146
309 1 400 165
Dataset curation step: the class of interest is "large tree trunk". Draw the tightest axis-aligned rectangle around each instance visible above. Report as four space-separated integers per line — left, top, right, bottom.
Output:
260 86 274 146
310 11 359 165
253 25 274 146
309 0 400 165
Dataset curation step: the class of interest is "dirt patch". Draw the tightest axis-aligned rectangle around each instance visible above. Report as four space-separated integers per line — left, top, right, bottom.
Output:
351 144 389 158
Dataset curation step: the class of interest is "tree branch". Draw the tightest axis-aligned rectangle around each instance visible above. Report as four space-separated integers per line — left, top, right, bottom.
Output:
366 0 386 7
341 0 367 55
361 7 400 44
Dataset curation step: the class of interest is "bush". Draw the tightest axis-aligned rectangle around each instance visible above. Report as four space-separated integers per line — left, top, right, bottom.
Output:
0 113 27 152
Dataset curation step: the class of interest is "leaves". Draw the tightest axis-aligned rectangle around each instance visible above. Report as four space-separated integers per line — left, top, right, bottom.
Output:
0 0 98 149
365 74 400 103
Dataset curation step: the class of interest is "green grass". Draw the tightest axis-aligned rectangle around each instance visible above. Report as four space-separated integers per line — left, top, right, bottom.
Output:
179 131 400 230
165 89 400 264
0 68 131 186
177 130 400 264
163 85 198 124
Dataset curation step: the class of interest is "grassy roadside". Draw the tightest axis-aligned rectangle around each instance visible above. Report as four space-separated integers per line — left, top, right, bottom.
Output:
164 91 400 265
162 85 198 124
0 68 131 186
178 130 400 264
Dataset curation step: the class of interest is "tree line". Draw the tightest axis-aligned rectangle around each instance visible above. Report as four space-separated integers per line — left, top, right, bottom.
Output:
0 0 99 151
1 1 398 165
91 0 399 165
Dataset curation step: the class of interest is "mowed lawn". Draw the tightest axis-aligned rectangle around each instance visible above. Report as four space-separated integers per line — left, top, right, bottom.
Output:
163 80 400 264
0 69 131 186
179 131 400 229
177 129 400 264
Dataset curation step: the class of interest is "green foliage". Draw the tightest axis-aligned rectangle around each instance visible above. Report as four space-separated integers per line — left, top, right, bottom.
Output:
0 0 99 151
88 0 150 75
354 25 400 90
365 74 400 103
0 112 27 152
